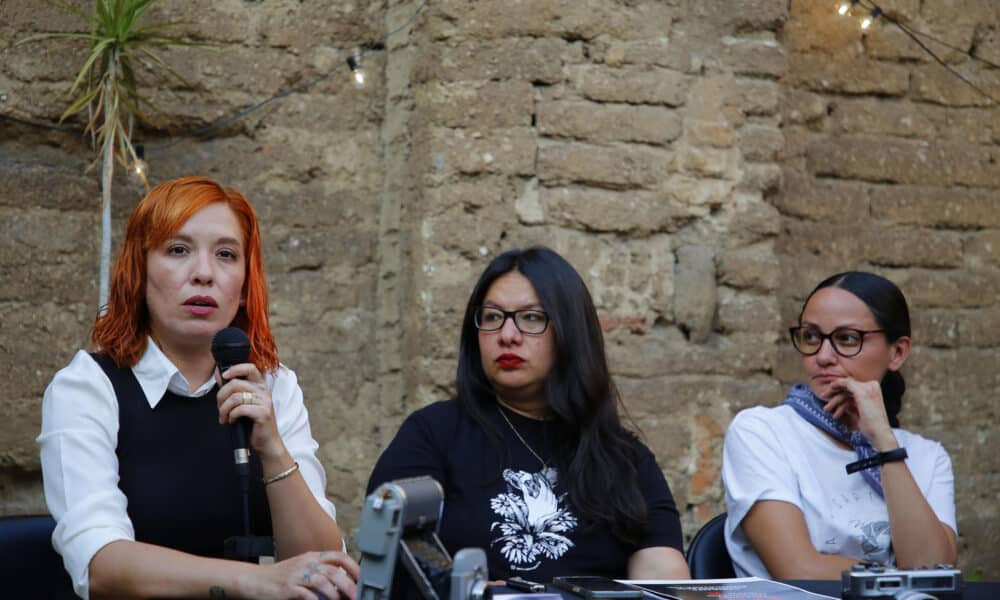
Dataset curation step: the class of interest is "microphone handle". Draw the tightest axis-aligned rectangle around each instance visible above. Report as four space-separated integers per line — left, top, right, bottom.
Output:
215 356 254 537
218 362 254 470
233 418 253 471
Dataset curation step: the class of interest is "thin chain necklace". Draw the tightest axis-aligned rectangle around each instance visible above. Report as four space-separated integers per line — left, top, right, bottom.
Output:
497 404 548 469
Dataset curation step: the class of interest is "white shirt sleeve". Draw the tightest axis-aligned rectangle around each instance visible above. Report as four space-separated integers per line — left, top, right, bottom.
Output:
916 438 957 535
270 365 338 522
723 407 802 527
37 351 133 600
722 407 805 577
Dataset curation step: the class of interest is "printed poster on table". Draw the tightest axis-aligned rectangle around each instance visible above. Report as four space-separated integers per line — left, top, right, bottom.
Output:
625 577 838 600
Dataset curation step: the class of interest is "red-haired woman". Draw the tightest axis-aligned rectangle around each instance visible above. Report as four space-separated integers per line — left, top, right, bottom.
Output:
38 177 358 599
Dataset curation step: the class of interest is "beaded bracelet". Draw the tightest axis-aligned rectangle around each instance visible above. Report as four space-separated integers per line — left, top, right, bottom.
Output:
264 461 299 485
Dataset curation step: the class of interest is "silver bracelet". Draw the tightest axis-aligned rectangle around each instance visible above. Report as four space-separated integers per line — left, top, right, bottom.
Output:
264 461 299 485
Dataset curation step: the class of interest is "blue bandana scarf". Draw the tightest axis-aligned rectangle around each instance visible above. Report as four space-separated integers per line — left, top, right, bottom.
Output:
782 383 885 498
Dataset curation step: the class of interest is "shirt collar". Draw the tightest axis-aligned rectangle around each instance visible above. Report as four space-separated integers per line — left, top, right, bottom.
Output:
133 338 217 408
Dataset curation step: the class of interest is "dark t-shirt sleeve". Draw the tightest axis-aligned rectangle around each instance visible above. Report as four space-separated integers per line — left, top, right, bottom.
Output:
635 442 684 552
366 402 453 495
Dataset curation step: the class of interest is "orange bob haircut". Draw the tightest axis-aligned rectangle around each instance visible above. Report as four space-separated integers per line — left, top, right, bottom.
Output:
92 176 279 373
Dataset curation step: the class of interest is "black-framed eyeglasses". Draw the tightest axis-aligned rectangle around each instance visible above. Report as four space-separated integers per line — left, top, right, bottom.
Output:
474 306 549 335
789 326 885 358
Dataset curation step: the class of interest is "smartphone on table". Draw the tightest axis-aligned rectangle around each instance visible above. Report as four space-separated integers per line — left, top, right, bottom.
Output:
551 576 645 599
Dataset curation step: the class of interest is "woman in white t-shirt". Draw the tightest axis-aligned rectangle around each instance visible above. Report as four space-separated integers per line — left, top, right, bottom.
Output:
722 271 957 579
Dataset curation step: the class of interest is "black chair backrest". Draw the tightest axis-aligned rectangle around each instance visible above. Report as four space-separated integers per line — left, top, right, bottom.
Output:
686 512 737 579
0 515 77 599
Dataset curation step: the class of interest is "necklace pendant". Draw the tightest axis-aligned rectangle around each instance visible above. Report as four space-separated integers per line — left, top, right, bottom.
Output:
498 405 549 470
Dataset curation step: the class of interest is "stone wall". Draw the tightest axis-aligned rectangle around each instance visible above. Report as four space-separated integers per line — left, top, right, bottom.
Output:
1 0 996 578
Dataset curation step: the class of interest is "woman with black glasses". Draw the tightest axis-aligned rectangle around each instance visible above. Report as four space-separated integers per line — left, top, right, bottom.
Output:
367 246 689 590
722 272 957 579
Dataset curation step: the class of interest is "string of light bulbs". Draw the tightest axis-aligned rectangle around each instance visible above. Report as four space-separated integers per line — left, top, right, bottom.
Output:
834 0 999 105
2 0 995 168
836 0 880 31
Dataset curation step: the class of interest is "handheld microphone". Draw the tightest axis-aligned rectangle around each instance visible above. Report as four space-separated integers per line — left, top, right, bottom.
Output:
210 327 253 472
212 327 274 559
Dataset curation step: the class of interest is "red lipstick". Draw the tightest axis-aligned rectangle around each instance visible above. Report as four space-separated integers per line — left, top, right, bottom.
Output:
497 353 525 368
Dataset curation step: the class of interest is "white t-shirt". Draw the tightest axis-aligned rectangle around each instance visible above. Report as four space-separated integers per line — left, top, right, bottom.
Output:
37 340 337 599
722 404 956 578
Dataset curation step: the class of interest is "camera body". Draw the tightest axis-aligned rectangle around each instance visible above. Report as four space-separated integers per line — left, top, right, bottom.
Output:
841 563 962 600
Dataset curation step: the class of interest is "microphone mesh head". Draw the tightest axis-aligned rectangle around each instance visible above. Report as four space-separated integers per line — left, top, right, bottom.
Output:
211 327 250 369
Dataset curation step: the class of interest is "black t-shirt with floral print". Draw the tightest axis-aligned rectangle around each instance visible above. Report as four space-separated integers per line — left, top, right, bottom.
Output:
366 399 682 588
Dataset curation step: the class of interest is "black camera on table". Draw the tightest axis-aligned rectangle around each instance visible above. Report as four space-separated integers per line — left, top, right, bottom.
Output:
842 563 962 599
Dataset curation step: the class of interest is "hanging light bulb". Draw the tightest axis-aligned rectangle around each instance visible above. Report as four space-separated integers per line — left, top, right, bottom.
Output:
346 53 366 89
132 159 149 189
131 144 150 190
860 7 882 30
836 0 858 16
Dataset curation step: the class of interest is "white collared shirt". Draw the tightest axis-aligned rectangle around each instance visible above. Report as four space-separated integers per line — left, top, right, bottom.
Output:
37 339 337 599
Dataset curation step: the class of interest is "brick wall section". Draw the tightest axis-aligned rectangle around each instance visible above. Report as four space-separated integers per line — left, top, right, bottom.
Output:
777 0 1000 575
1 0 997 578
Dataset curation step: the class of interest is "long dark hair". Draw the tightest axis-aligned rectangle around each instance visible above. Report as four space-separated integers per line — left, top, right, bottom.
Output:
456 246 648 545
801 271 911 427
